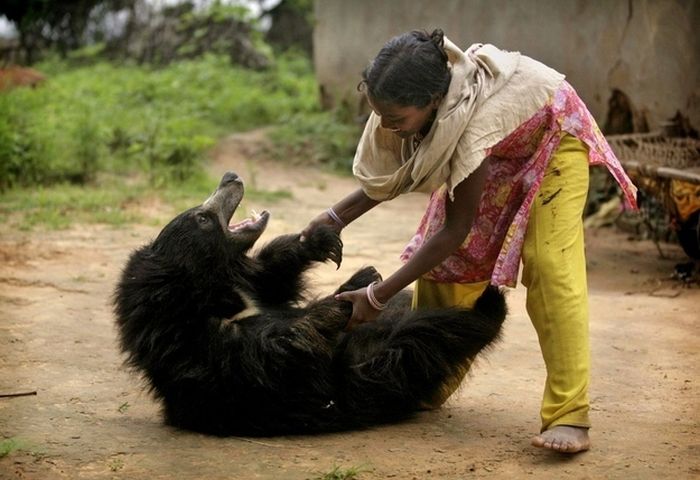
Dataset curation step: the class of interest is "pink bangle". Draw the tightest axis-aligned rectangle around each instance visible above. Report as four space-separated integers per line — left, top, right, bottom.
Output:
366 281 387 310
326 207 346 228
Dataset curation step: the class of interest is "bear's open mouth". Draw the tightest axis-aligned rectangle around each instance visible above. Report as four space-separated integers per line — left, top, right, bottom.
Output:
227 209 270 234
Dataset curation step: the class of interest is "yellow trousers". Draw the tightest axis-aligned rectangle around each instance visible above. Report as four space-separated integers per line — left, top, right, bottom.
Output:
413 134 591 431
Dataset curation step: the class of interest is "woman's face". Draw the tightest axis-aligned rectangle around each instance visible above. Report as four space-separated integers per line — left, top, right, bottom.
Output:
367 96 439 139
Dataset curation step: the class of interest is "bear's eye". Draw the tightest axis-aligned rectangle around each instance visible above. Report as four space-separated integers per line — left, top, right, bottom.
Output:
197 214 210 225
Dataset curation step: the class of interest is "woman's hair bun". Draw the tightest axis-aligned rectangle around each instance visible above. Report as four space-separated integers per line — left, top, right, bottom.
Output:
429 29 447 62
362 28 452 107
429 29 445 49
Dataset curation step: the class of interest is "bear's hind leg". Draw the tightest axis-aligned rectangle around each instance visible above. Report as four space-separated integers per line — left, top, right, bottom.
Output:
337 291 506 423
333 266 382 295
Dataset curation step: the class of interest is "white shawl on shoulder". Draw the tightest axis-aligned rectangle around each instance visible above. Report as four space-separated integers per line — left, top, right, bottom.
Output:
353 37 565 201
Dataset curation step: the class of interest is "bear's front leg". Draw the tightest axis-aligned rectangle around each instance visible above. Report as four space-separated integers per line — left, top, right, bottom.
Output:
298 225 343 268
252 226 342 306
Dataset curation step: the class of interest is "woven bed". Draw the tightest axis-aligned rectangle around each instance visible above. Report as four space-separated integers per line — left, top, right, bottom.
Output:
606 132 700 259
606 132 700 184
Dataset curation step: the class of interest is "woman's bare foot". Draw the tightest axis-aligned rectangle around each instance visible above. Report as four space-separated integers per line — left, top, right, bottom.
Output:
531 425 590 453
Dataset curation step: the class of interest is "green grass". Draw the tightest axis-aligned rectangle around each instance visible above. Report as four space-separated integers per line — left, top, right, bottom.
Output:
268 109 361 174
0 438 29 458
0 52 320 191
313 464 369 480
0 172 293 231
108 457 125 471
0 182 146 231
0 50 361 230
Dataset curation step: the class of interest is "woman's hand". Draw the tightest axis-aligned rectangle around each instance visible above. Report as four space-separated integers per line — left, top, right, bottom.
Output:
301 189 381 242
335 287 382 329
300 210 342 242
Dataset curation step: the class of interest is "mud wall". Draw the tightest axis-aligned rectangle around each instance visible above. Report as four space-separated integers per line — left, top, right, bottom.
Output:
313 0 700 129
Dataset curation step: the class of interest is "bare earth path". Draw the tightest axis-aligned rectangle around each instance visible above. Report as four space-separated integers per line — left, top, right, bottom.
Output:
1 130 698 479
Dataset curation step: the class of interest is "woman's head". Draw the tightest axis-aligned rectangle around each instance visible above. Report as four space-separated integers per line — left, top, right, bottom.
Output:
360 29 451 108
360 29 451 138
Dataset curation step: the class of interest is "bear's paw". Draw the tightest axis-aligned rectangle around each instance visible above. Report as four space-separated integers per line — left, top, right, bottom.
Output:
304 226 343 268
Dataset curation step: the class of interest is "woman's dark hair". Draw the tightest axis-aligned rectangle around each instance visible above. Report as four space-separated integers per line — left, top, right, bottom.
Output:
359 29 451 108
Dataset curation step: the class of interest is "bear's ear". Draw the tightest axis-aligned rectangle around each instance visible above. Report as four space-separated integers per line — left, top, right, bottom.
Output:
152 214 189 250
150 211 209 259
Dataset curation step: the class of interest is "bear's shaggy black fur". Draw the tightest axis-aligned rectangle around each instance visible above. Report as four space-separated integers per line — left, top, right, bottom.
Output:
114 172 507 436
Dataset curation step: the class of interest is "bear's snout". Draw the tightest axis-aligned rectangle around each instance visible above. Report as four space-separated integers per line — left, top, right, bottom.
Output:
220 171 241 187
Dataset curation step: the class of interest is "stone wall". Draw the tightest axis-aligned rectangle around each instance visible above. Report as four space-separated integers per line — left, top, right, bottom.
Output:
313 0 700 130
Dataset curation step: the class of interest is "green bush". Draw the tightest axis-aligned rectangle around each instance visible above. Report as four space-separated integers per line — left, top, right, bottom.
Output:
0 52 320 190
269 108 362 174
0 50 364 230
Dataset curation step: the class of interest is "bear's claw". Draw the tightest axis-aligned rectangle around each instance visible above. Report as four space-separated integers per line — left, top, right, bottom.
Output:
304 226 343 268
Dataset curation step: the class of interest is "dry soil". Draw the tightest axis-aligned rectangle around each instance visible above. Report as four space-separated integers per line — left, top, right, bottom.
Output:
1 131 698 479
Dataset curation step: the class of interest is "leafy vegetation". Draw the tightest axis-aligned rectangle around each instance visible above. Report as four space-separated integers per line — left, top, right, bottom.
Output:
1 52 318 189
268 107 361 173
0 438 29 458
313 464 368 480
0 50 360 230
1 0 111 62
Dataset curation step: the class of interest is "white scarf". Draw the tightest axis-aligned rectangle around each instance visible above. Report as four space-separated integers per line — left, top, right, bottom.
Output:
353 37 565 201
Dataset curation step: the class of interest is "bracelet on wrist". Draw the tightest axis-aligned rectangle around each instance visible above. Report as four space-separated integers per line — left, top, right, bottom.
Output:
326 207 346 229
366 281 387 311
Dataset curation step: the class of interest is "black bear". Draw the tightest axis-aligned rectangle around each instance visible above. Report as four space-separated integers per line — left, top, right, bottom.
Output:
114 172 507 436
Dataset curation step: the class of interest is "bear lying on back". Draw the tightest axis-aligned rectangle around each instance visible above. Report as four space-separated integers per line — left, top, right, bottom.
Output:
114 171 507 436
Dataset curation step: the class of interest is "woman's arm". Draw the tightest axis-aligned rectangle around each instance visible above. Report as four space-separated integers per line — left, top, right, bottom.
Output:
301 188 381 239
336 159 490 328
332 188 382 225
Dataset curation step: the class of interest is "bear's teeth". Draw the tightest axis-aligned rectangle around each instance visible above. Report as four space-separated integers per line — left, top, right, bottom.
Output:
228 211 263 232
228 218 252 231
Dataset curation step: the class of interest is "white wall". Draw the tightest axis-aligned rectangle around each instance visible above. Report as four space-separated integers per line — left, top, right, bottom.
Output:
313 0 700 129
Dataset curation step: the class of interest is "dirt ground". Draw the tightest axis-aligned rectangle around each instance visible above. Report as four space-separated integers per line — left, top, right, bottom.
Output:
1 130 699 480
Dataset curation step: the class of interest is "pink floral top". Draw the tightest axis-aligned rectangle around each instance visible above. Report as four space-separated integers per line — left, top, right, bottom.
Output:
400 81 638 287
